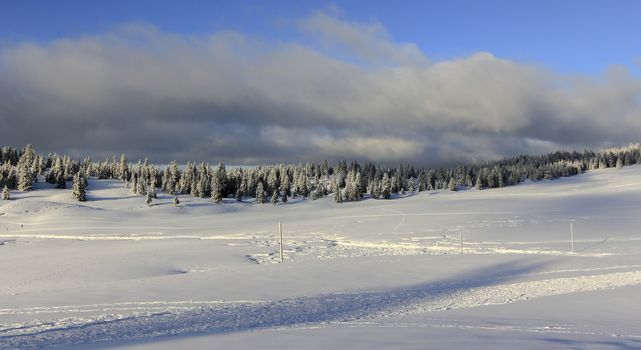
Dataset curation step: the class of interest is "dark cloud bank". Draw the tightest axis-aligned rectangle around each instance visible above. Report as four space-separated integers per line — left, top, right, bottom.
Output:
1 12 640 165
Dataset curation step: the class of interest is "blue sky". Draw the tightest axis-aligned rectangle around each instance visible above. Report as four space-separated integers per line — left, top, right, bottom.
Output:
1 0 640 76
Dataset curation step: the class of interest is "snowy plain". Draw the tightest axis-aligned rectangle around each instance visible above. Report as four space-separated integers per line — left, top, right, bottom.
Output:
1 166 641 349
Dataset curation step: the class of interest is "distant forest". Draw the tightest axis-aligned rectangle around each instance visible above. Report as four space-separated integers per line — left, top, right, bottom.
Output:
1 144 641 204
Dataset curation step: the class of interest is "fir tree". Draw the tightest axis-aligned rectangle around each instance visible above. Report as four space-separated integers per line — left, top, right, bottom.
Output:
118 154 130 181
281 191 288 203
211 163 226 203
616 157 624 169
148 183 157 199
407 178 416 193
334 187 343 203
16 144 36 191
17 164 34 191
2 185 9 200
146 191 153 207
267 168 280 194
271 190 279 204
256 182 266 204
448 177 457 191
381 173 391 199
71 172 87 201
55 170 66 189
280 170 291 196
130 173 139 194
475 176 483 190
235 188 243 202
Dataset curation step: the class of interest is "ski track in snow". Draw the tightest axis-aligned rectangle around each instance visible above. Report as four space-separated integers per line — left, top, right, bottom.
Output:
2 269 641 349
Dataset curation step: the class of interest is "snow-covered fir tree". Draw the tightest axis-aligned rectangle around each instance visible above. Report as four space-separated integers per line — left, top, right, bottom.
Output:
407 178 416 193
616 157 624 169
271 190 279 204
279 170 291 196
267 168 280 194
380 173 391 199
448 177 457 191
130 173 139 194
2 185 9 200
148 182 157 199
475 175 483 190
332 180 343 203
211 163 226 203
255 182 266 204
281 191 288 203
146 191 153 207
117 154 130 181
71 172 87 201
16 144 36 191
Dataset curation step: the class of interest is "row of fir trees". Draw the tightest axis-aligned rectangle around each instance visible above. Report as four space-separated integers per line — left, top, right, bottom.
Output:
2 144 641 204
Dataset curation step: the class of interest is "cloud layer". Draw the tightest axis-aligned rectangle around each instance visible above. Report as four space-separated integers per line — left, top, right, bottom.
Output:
2 12 640 165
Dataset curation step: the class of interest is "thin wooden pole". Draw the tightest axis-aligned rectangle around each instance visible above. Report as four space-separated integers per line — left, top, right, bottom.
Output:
279 221 284 263
459 231 463 254
570 223 574 253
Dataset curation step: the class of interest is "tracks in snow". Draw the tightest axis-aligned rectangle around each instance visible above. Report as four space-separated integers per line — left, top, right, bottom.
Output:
2 268 641 349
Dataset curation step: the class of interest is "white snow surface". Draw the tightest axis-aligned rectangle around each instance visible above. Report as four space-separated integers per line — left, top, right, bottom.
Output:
1 166 641 349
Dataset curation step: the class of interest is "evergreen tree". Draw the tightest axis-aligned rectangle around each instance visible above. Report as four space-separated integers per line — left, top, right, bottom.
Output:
448 177 457 191
55 169 67 189
17 164 34 191
2 185 9 200
180 162 195 194
271 190 279 204
475 175 483 190
381 173 391 199
369 178 380 199
146 191 153 207
267 168 280 194
256 182 266 204
130 173 139 194
280 170 291 196
211 163 227 203
281 191 288 203
235 188 243 202
148 182 157 199
296 171 309 198
616 157 624 169
334 187 343 203
118 154 130 181
407 178 416 193
16 144 36 191
169 161 180 193
71 172 87 201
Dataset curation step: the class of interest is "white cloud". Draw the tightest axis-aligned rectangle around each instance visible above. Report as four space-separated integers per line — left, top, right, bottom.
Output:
299 10 427 66
1 12 640 164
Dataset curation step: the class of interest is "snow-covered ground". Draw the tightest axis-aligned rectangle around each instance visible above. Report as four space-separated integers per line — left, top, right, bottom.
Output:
1 166 641 349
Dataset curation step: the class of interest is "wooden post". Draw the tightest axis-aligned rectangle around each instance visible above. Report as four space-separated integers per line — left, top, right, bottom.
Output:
279 221 284 263
570 223 574 253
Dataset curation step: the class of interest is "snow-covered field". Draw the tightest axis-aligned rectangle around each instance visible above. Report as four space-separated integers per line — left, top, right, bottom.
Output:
2 166 641 349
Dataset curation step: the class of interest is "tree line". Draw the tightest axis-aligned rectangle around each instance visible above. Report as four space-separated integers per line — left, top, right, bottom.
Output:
2 144 641 204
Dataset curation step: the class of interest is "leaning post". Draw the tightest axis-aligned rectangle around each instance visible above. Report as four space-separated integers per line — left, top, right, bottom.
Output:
279 221 284 263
